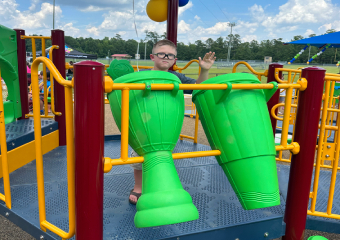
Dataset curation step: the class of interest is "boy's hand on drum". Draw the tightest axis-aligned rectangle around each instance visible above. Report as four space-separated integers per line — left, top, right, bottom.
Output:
199 52 216 71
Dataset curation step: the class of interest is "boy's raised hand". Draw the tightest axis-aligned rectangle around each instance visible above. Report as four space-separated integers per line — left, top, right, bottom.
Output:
199 52 216 71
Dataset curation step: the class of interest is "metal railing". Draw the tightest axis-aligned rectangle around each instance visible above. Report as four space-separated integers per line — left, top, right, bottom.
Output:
31 57 75 239
102 79 303 172
22 35 57 119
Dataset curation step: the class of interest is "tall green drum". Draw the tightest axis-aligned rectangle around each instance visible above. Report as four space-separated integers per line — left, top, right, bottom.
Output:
108 71 199 228
192 73 280 210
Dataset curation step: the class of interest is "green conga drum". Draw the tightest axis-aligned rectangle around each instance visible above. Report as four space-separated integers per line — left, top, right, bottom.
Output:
192 73 280 210
108 71 199 228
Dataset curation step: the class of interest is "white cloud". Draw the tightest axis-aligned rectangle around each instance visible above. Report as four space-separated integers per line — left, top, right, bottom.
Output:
178 20 191 34
249 0 340 40
14 3 62 30
304 29 315 37
87 26 99 36
80 6 106 12
234 21 258 34
179 1 193 16
28 0 40 11
61 23 80 37
194 15 200 21
242 35 257 43
318 23 333 31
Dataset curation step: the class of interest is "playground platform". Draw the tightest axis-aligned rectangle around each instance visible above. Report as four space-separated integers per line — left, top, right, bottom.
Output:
1 136 340 240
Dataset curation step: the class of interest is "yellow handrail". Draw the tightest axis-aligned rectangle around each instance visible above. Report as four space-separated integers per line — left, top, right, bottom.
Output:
103 81 303 173
173 59 201 74
0 69 11 209
104 82 303 92
31 57 75 239
48 46 62 116
274 68 301 83
232 61 268 80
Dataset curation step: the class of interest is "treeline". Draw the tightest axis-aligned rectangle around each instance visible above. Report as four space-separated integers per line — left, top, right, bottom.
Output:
25 30 340 64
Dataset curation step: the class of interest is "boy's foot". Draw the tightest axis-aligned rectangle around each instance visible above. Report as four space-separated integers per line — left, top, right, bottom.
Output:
129 189 141 205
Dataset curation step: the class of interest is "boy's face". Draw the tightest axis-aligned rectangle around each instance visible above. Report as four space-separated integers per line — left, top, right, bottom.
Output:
150 45 177 71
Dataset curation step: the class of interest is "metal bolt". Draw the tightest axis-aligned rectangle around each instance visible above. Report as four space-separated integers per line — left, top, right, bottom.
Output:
92 67 95 70
11 142 15 146
264 232 269 237
326 155 330 158
50 127 52 130
327 145 331 149
40 235 44 240
147 85 151 88
17 101 19 103
235 238 239 240
5 212 9 217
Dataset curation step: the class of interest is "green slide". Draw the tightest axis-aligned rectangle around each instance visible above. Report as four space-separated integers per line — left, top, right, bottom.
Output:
0 25 22 123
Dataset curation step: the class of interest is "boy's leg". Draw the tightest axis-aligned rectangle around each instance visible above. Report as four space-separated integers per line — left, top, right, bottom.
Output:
129 169 142 203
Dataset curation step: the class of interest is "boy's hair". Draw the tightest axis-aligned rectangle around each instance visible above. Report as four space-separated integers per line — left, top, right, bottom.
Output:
152 39 177 53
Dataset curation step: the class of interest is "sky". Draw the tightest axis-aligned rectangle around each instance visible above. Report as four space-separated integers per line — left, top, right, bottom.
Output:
0 0 340 44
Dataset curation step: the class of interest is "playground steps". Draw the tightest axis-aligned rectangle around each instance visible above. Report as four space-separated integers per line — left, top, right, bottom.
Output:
0 139 339 240
0 119 59 177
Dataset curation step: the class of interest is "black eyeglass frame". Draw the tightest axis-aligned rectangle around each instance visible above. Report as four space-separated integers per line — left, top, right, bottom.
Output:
153 52 177 60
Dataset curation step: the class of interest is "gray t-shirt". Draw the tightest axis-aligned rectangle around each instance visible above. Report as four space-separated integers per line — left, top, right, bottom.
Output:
140 69 196 94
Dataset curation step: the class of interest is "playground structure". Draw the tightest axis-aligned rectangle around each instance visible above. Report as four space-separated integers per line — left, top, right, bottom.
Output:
1 3 340 240
1 26 340 240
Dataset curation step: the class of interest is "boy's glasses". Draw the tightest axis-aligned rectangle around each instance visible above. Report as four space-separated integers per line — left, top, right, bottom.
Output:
153 52 176 60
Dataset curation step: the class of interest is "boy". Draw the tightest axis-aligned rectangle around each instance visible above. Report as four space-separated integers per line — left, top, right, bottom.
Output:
129 39 216 204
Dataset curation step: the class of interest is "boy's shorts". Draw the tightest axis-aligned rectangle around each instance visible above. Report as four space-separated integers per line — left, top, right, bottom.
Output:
130 150 142 170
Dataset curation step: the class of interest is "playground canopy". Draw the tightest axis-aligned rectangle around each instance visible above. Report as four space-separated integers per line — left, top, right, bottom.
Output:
36 45 97 59
285 31 340 48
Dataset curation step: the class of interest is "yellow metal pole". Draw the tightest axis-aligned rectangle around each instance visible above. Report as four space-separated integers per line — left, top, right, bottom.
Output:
109 150 222 167
41 39 48 117
64 86 75 237
0 69 11 209
49 46 62 116
311 79 331 212
121 88 130 161
194 112 199 144
281 87 293 147
31 61 47 231
32 38 36 61
326 94 340 214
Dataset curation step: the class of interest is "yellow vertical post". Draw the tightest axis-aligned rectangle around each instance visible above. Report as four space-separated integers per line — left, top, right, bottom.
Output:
32 38 36 60
31 62 47 231
64 86 76 236
327 105 340 215
41 39 48 117
311 79 331 212
280 87 293 147
287 72 291 83
0 69 11 209
194 112 199 144
121 88 130 161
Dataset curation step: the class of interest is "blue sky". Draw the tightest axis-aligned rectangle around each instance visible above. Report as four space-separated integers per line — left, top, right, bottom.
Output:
1 0 339 44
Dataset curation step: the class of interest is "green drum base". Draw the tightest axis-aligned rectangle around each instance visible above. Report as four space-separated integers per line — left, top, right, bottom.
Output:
220 155 280 210
135 202 199 228
134 151 199 228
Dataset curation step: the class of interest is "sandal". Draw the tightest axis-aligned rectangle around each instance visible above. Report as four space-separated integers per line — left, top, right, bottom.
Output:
129 189 141 205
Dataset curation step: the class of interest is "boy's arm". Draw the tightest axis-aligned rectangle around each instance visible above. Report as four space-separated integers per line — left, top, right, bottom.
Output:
196 52 216 84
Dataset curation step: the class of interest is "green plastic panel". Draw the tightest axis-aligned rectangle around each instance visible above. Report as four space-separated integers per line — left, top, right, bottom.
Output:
0 24 22 122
